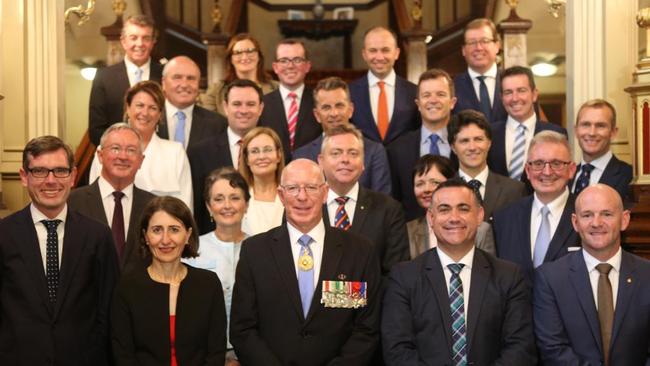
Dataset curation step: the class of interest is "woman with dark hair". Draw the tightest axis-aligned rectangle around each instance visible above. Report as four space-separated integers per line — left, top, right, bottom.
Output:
89 80 193 208
183 168 249 366
407 155 496 259
111 196 226 366
199 33 278 114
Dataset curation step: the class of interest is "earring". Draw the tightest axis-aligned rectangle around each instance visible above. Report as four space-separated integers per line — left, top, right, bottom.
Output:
210 215 214 223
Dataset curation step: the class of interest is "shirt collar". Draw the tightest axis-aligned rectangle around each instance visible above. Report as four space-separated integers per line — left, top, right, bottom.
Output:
581 150 613 172
506 112 537 131
582 246 622 274
227 126 243 146
124 58 151 75
368 69 396 87
97 175 134 200
30 203 67 225
279 83 305 101
165 100 194 119
287 219 326 245
327 182 359 205
458 165 489 184
467 63 497 79
533 187 570 217
437 246 475 271
420 124 449 145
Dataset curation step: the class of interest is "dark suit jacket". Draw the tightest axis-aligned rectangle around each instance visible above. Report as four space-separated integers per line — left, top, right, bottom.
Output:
452 69 508 124
493 194 581 285
386 129 459 221
482 170 527 220
382 248 537 365
323 187 409 277
0 206 119 365
571 154 633 201
230 225 381 366
349 74 420 145
186 130 235 234
293 135 392 195
259 87 322 161
111 265 227 366
68 180 156 274
534 250 650 366
89 60 163 146
157 104 227 150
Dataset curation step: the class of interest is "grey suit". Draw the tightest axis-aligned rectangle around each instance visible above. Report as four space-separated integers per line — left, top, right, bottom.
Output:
407 217 496 259
482 170 527 220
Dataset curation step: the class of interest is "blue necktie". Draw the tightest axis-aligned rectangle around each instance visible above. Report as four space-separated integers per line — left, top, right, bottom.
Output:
429 133 440 156
42 219 62 303
134 68 143 83
477 75 492 121
467 179 482 201
334 196 351 230
574 163 594 195
448 263 467 366
174 111 186 147
533 206 551 267
297 234 314 318
509 124 527 180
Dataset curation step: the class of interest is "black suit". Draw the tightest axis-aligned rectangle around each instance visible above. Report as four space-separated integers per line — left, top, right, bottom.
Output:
230 225 381 366
323 187 409 277
452 69 508 124
382 248 537 365
89 60 163 146
386 129 458 221
571 154 633 201
0 206 119 365
157 105 227 150
68 180 156 274
482 170 527 220
259 87 322 161
187 130 235 234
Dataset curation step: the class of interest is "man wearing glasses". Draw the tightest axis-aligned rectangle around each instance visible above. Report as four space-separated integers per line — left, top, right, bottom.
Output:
0 136 118 365
260 39 322 161
69 123 155 274
493 131 581 285
452 18 508 124
230 159 380 366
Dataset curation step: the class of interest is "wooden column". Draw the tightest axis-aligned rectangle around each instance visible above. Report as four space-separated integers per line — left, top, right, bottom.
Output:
403 30 430 84
497 4 532 68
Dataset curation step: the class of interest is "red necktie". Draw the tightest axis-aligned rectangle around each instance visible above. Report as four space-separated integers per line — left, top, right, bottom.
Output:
287 92 298 150
377 81 389 140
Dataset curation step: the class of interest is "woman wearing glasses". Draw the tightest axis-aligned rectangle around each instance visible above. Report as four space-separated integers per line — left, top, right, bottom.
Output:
238 127 285 235
199 33 278 115
407 154 495 259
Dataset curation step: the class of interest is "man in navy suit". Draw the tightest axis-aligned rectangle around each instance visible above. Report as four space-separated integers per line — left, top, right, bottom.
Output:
493 130 580 285
571 99 632 201
487 66 567 186
293 77 391 195
260 39 321 161
89 15 163 146
452 18 507 124
387 68 458 221
382 179 536 365
349 27 419 145
157 56 226 150
534 184 650 365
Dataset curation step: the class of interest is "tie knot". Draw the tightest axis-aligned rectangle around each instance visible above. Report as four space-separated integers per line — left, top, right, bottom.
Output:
429 133 440 145
335 196 349 205
448 263 464 275
42 219 62 232
582 163 595 173
288 92 297 100
517 123 527 133
176 110 186 121
476 75 486 82
113 191 125 200
377 80 385 89
467 179 481 190
596 263 613 275
298 234 312 248
540 205 550 216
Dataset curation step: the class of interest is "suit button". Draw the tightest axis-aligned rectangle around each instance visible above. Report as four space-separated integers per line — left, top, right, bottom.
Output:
300 331 311 339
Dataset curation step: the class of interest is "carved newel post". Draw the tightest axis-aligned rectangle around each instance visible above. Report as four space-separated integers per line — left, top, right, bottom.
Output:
100 0 127 66
203 1 229 86
497 0 532 68
402 0 430 83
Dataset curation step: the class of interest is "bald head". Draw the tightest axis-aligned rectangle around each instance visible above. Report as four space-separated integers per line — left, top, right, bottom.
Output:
162 56 201 109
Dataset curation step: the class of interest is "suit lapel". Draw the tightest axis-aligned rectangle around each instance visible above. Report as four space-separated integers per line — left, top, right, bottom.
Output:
54 211 88 319
295 89 312 142
269 226 305 320
569 253 603 352
610 251 636 348
350 188 370 234
544 195 577 262
187 108 203 148
157 113 170 140
518 197 534 269
466 250 490 353
356 77 380 141
425 249 454 351
306 227 344 323
599 155 621 187
124 188 149 268
483 171 501 217
461 72 480 106
86 181 110 225
491 124 508 174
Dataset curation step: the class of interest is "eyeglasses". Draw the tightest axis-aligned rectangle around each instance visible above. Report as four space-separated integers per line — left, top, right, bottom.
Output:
275 57 307 66
248 146 276 156
464 38 495 47
232 48 258 57
527 160 571 172
27 167 72 178
280 183 325 197
105 145 140 157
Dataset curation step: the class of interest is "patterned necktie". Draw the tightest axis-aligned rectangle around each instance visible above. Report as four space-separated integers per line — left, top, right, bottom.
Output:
429 133 440 156
509 124 527 180
596 263 614 366
377 80 389 140
533 205 551 267
297 234 314 318
448 263 467 366
112 191 126 260
334 196 352 230
135 68 143 83
174 111 186 147
467 179 482 201
574 163 595 195
42 219 62 303
287 92 298 150
476 75 492 121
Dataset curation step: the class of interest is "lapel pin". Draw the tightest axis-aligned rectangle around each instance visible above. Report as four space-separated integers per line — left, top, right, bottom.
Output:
627 277 632 284
360 206 365 210
338 273 346 280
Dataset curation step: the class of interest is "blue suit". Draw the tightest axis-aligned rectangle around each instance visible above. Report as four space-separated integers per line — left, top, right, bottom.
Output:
349 75 420 145
571 154 632 202
493 194 580 285
293 134 392 195
534 250 650 365
452 70 508 124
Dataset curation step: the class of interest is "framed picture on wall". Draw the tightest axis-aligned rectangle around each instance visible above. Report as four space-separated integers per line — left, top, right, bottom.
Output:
333 7 354 20
287 10 306 20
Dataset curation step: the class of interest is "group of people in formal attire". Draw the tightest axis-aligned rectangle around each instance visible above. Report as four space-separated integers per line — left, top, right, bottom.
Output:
0 14 648 366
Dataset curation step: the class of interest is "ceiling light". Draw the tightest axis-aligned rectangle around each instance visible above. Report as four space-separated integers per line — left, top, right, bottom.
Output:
531 62 558 77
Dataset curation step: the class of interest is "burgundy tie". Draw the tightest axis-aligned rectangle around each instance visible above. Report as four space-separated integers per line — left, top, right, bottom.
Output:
112 191 126 260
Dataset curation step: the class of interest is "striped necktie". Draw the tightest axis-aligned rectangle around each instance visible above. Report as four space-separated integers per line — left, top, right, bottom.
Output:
509 124 527 180
334 196 351 230
448 263 467 366
287 92 298 150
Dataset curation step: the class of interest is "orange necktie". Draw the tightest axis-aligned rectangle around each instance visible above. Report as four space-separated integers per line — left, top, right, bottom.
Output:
377 81 389 140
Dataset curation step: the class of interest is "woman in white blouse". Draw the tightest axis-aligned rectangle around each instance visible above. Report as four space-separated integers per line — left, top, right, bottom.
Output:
238 127 285 235
90 81 193 209
183 167 249 366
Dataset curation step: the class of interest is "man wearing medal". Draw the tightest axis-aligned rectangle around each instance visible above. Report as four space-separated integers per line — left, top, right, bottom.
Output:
230 159 381 365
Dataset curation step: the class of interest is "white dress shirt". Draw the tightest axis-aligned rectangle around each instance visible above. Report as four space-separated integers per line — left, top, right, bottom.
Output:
368 69 396 124
227 127 243 168
572 150 613 191
279 83 305 119
530 188 570 259
124 57 151 87
419 124 452 158
437 246 475 321
288 220 326 288
458 166 489 199
467 63 497 106
505 113 537 167
30 204 67 270
582 247 621 310
326 183 360 225
164 100 195 149
97 176 134 238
